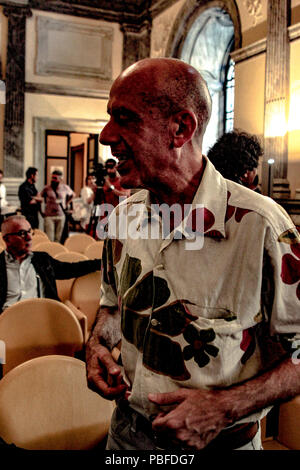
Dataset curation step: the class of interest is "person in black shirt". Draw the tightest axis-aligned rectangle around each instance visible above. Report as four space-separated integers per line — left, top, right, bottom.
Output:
207 130 263 192
18 167 42 229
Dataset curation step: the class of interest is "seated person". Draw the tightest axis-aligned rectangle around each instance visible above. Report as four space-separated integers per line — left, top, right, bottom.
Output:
207 129 263 191
0 215 101 313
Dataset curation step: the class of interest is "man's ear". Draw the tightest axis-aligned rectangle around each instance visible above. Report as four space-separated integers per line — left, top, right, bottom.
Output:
170 110 197 148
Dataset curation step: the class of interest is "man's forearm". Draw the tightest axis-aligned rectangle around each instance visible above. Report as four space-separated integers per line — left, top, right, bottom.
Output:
227 355 300 423
88 306 121 352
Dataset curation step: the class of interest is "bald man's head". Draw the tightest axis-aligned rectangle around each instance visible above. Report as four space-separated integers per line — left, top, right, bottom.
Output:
113 58 212 141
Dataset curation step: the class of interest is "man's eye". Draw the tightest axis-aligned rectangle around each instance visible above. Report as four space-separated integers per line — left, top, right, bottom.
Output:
117 114 130 123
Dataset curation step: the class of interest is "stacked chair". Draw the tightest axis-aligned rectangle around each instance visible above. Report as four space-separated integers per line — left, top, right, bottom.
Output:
84 240 104 260
262 398 300 450
33 241 68 257
0 231 113 450
54 251 89 303
65 271 101 342
64 233 96 254
0 355 114 449
0 298 84 376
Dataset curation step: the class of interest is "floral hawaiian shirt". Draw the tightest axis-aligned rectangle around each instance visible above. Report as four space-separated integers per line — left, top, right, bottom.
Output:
100 156 300 423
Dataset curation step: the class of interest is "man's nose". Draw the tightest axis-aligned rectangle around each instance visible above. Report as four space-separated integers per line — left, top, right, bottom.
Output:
99 120 119 146
26 230 32 240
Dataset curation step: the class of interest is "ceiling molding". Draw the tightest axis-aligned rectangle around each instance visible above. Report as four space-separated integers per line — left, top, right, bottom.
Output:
25 82 110 99
0 0 176 24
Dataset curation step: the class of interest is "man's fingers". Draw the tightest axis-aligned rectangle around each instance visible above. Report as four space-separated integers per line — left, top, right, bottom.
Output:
148 390 186 405
86 345 126 399
98 349 121 377
88 368 127 399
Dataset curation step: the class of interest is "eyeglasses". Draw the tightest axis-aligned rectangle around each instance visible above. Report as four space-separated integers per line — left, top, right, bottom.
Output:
4 228 32 239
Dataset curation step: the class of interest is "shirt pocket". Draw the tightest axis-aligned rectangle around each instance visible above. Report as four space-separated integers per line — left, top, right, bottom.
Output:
181 305 250 387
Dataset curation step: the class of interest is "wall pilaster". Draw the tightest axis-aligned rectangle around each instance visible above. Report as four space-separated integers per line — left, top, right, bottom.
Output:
3 6 32 178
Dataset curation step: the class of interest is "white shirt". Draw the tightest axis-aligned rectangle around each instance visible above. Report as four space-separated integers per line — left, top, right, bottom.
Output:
3 251 43 310
0 182 7 208
80 186 94 228
100 156 300 424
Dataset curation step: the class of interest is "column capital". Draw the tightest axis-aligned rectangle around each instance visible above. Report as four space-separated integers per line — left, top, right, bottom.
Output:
3 5 32 19
120 18 152 35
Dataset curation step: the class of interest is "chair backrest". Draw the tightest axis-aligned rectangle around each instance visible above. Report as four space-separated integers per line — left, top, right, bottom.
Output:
69 271 101 332
32 229 49 239
0 355 114 449
31 235 50 250
33 241 68 257
84 240 104 259
277 396 300 449
0 298 84 375
64 233 96 254
54 251 89 302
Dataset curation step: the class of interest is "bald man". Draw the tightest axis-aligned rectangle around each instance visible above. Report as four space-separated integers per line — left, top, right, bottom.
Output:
86 58 300 450
0 215 100 312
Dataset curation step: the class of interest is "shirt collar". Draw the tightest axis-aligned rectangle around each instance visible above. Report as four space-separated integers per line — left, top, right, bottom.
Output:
5 250 34 264
127 156 228 240
183 155 228 239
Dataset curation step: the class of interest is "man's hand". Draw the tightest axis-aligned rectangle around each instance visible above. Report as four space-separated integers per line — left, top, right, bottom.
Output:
86 342 127 400
32 195 43 204
149 388 232 450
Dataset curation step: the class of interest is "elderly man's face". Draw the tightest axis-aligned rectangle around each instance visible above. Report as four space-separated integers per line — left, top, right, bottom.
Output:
2 218 33 258
99 75 170 190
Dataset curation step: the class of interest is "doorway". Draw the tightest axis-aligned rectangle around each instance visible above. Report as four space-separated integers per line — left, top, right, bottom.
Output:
44 130 99 197
70 143 84 196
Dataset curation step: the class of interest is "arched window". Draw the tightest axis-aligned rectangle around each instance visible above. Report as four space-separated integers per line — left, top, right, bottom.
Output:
224 58 235 132
180 7 234 154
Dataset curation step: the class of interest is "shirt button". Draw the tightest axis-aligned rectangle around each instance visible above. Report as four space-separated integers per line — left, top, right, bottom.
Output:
151 318 160 327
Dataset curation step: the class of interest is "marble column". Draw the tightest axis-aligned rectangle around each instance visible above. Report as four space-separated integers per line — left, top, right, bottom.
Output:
262 0 290 198
3 6 32 178
121 20 152 70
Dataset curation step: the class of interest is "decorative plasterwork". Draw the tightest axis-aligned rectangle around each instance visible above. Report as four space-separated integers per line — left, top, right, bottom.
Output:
0 0 191 24
243 0 262 26
121 20 152 69
25 82 110 99
0 0 29 5
36 16 113 81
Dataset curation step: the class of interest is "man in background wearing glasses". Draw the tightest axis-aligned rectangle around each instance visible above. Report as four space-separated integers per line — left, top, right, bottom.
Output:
0 215 100 313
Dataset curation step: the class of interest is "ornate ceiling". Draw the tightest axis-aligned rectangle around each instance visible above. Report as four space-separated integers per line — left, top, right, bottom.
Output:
0 0 177 24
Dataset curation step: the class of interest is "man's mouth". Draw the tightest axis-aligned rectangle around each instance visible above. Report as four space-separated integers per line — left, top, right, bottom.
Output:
112 154 128 171
113 154 127 162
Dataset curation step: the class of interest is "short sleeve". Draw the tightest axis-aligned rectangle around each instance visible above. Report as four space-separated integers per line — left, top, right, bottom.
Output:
100 238 119 308
81 187 90 205
265 225 300 350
